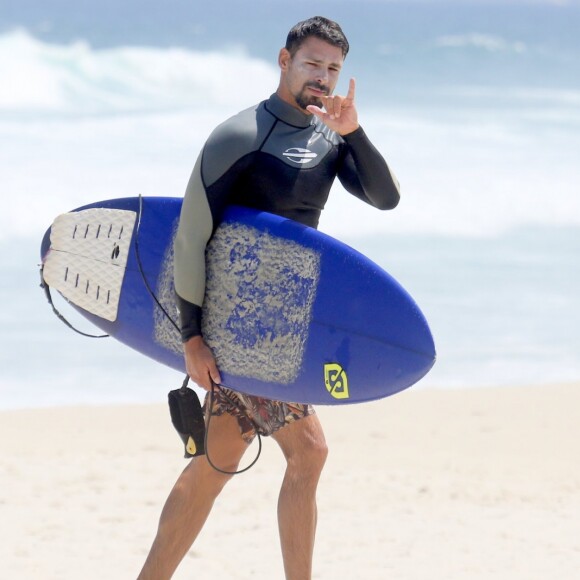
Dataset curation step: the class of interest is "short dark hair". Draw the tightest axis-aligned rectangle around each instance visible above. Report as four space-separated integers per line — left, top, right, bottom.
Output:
285 16 349 58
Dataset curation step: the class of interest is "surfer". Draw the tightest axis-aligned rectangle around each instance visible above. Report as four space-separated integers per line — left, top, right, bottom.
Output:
138 16 400 580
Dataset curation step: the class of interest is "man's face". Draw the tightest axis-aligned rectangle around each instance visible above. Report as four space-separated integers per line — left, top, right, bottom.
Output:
278 36 344 112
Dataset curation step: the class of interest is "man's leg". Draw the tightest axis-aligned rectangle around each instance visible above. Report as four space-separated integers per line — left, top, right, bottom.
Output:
137 411 249 580
272 414 328 580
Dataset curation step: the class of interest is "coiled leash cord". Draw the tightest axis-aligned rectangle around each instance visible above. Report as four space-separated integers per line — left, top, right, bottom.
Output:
205 379 263 475
169 375 262 475
40 268 109 338
136 193 263 475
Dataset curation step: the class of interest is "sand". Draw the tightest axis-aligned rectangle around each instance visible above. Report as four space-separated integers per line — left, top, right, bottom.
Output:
1 383 579 579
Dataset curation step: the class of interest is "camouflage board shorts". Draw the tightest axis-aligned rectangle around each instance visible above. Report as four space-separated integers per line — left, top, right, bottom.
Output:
203 387 315 444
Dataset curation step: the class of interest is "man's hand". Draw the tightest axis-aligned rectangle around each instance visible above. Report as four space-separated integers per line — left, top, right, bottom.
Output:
307 78 359 136
183 336 221 391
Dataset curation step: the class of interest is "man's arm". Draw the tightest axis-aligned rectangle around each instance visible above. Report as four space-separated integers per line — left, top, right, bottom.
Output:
174 154 222 390
173 107 262 390
307 78 400 210
337 126 400 210
174 156 212 337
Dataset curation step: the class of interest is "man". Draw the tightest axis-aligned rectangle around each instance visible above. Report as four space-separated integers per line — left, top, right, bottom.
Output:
138 16 399 580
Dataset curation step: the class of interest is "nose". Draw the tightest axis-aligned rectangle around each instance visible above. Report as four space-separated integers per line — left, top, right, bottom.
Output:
315 66 329 84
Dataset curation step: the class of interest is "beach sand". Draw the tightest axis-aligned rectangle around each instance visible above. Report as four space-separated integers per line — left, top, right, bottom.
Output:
1 383 579 579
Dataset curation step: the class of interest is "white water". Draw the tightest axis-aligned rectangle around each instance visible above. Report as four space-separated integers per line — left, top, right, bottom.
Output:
1 16 579 408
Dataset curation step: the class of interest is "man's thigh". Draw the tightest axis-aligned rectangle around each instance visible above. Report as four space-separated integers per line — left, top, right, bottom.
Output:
272 413 327 463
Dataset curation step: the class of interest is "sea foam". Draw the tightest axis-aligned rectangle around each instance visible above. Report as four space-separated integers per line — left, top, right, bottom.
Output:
1 29 579 242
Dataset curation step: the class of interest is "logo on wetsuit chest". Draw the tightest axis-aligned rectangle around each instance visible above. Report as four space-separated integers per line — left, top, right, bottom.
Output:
282 148 318 165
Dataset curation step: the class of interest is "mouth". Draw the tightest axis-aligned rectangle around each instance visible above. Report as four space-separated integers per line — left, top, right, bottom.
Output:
295 84 329 111
306 84 328 97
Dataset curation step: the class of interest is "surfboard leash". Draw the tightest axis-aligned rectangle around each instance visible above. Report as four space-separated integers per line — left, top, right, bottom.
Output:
134 196 263 475
134 194 181 334
39 266 109 338
205 378 263 476
169 375 263 475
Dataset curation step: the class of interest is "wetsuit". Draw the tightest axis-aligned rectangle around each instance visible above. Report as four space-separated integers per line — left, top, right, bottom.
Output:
174 92 400 340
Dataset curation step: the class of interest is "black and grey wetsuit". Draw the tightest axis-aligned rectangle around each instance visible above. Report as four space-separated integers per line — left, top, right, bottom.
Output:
174 93 400 340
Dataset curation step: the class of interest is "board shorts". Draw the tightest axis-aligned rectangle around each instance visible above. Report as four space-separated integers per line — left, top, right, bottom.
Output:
203 387 315 444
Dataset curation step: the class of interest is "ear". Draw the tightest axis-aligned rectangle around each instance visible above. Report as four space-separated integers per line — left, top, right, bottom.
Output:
278 48 291 71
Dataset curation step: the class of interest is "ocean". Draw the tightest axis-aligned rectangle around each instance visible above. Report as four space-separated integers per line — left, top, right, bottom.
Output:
1 0 579 409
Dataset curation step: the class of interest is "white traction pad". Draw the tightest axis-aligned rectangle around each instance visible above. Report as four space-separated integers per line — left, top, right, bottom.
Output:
42 208 137 321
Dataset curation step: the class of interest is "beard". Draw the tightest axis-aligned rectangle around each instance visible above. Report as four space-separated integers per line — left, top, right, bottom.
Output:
294 82 330 111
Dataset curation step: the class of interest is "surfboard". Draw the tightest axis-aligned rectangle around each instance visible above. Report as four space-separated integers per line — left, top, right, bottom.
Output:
40 196 435 405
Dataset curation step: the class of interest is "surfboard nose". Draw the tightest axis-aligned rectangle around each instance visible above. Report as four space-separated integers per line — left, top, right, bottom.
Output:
40 226 51 261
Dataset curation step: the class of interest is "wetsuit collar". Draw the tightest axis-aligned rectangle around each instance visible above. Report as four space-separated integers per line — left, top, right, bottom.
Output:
266 93 313 128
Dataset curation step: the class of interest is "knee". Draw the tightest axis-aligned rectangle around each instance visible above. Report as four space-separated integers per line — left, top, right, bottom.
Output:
204 463 236 491
310 438 329 471
202 456 243 492
181 456 237 498
288 438 328 480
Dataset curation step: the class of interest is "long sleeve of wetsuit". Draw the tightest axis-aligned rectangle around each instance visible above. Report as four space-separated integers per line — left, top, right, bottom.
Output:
338 126 400 209
173 107 264 342
173 154 214 341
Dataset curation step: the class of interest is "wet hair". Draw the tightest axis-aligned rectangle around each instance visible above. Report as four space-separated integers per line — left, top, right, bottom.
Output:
285 16 349 58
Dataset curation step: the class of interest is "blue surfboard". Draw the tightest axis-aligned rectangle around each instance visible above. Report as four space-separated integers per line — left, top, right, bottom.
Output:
40 196 435 404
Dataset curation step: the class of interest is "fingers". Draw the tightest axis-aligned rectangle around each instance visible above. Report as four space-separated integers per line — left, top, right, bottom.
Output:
306 104 325 118
307 100 342 121
322 95 344 119
198 357 222 391
306 78 359 134
190 363 221 392
207 358 222 388
346 77 356 101
318 78 356 119
183 336 222 391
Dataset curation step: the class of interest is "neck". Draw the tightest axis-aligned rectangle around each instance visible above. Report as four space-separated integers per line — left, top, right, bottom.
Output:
275 86 312 115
